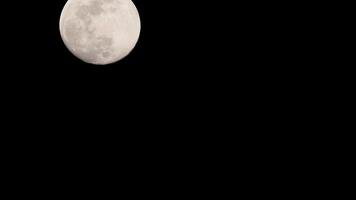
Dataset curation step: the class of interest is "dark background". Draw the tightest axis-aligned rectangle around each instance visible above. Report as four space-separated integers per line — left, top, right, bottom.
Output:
1 1 307 122
3 1 234 92
0 1 327 189
6 1 153 77
2 0 242 103
2 0 238 128
1 1 310 125
3 0 238 79
2 1 306 83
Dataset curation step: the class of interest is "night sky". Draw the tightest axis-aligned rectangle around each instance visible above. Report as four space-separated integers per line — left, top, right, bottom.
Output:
2 0 225 110
0 1 306 158
2 1 246 104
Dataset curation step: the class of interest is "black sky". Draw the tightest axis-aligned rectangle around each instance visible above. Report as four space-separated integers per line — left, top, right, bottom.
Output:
2 1 276 95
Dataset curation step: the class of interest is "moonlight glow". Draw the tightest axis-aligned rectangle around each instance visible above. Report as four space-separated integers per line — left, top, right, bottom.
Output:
59 0 141 65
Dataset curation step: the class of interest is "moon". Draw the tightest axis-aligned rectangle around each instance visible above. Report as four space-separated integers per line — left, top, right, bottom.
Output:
59 0 141 65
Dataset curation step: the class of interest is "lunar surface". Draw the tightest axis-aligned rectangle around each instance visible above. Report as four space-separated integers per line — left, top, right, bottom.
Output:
59 0 141 65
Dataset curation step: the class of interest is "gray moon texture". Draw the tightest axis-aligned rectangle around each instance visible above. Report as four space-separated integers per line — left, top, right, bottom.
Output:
59 0 141 65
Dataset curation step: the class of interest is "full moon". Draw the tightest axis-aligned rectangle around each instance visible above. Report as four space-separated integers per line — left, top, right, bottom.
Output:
59 0 141 65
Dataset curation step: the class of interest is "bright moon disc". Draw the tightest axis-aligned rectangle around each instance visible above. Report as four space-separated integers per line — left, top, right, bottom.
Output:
59 0 141 65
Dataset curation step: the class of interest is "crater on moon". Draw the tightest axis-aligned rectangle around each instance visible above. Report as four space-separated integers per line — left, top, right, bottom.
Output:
60 0 141 65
